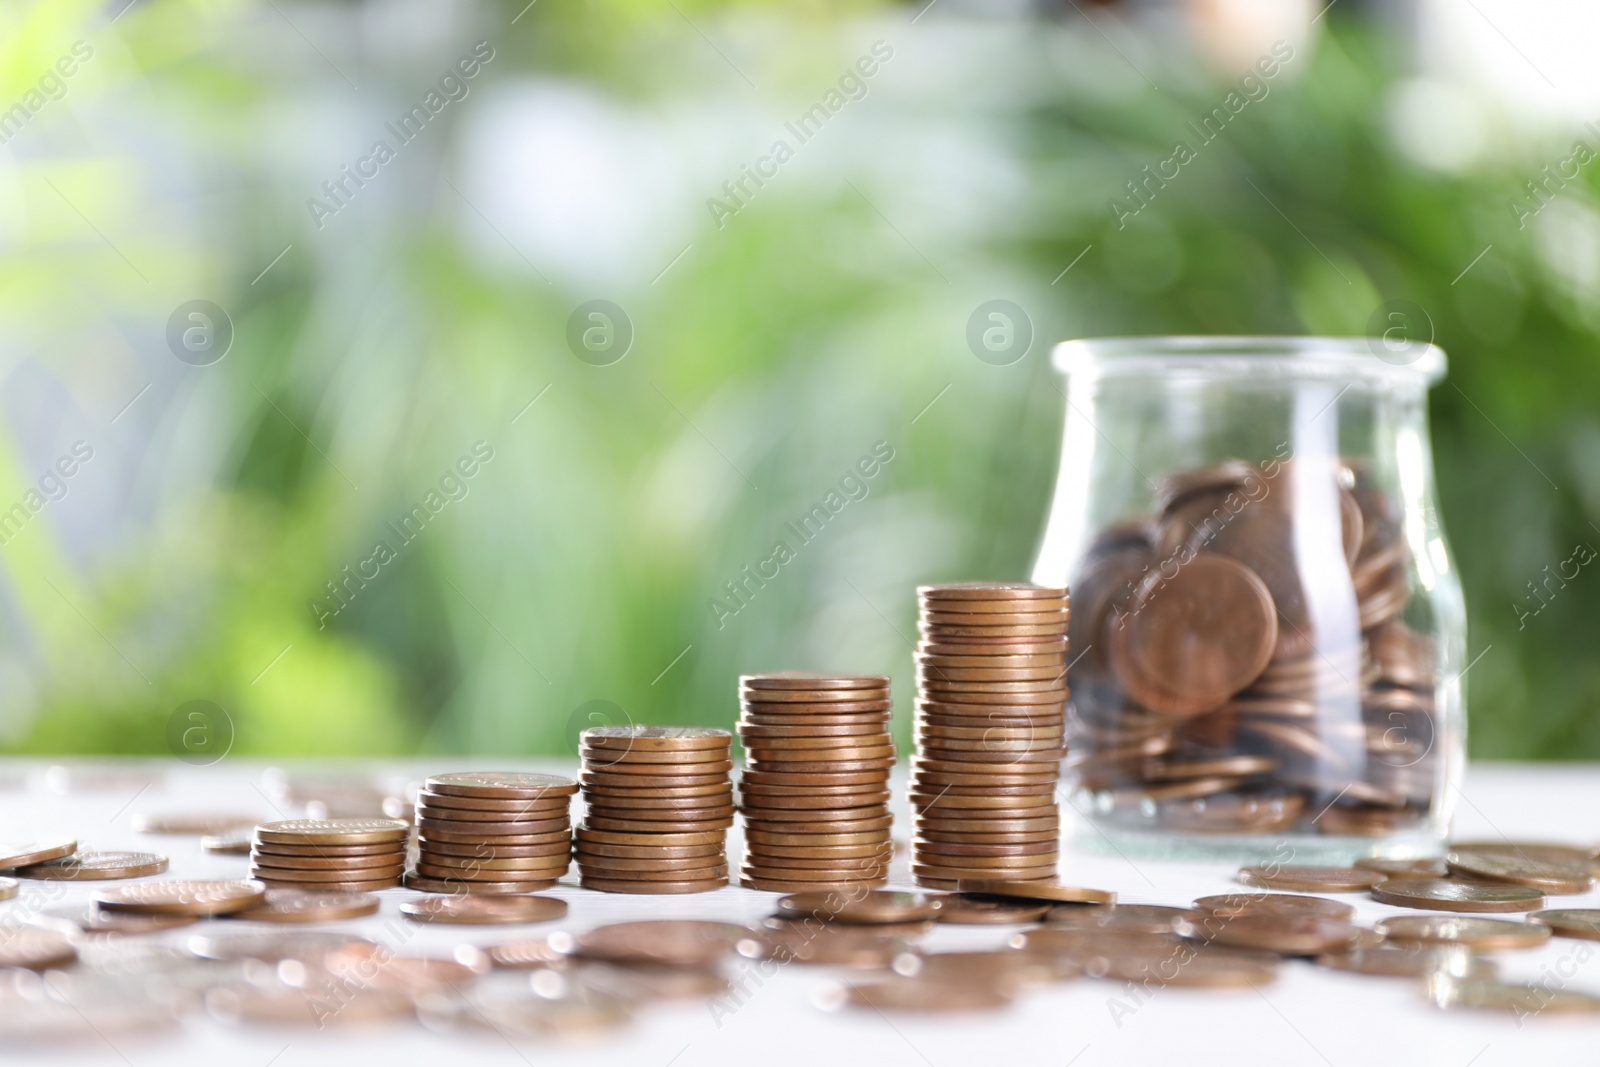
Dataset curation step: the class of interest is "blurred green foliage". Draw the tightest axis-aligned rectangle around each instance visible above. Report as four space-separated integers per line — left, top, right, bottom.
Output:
1 1 1597 760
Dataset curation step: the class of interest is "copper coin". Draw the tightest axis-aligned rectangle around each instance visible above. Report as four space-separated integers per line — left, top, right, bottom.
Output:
581 759 734 776
583 782 734 799
911 839 1056 857
573 841 720 860
918 722 1065 739
915 865 1052 883
0 927 77 970
746 733 895 750
420 839 571 858
842 977 1011 1012
251 839 405 857
744 855 887 873
741 711 890 727
255 876 400 892
580 876 727 894
777 890 937 924
580 745 732 766
14 851 169 880
251 863 407 883
592 863 730 882
254 819 409 845
915 688 1065 706
485 939 567 969
745 841 894 859
911 792 1056 808
917 700 1065 720
576 828 725 847
911 755 1057 775
1530 910 1600 941
98 878 268 915
581 816 733 833
228 889 381 923
0 877 17 901
754 922 905 963
918 581 1066 600
745 828 891 848
1446 848 1594 895
0 838 77 869
402 873 555 894
415 791 571 813
575 853 726 872
920 641 1066 657
1430 975 1600 1015
913 818 1058 836
920 610 1068 628
579 771 732 789
739 770 889 787
418 816 570 836
246 850 403 871
741 672 891 690
131 813 258 835
952 880 1109 905
573 920 750 964
401 895 568 924
744 875 888 893
1238 865 1386 893
1376 915 1554 949
920 600 1069 618
1042 904 1195 933
1178 912 1359 955
201 829 254 855
584 792 733 810
1193 892 1354 921
1317 942 1491 979
918 652 1065 668
419 829 570 847
1111 554 1276 716
1355 856 1448 877
1448 841 1592 866
741 722 888 737
739 689 889 704
914 852 1056 870
918 831 1059 848
740 700 893 715
745 864 889 884
418 853 570 872
932 896 1050 924
737 803 887 822
425 772 579 799
1370 879 1546 913
582 725 731 748
742 788 891 805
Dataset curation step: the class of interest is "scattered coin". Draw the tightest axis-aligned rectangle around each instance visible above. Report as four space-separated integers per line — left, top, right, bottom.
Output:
1375 915 1553 950
572 921 751 966
1194 892 1355 921
201 829 254 855
777 890 937 925
935 896 1051 925
98 878 267 916
14 851 169 881
131 813 258 835
842 977 1012 1012
1178 912 1359 955
1446 847 1594 896
486 939 569 969
1355 856 1447 877
0 838 77 869
1316 942 1492 979
1370 879 1546 914
1428 973 1600 1016
227 889 380 923
1238 865 1385 893
401 895 568 925
0 877 17 900
1530 909 1600 941
0 926 78 970
1043 904 1197 933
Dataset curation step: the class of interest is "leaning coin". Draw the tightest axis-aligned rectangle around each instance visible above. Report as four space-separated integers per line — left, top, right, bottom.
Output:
97 879 267 916
956 880 1114 905
15 851 169 881
1446 848 1594 896
840 977 1011 1013
1530 909 1600 941
401 895 568 925
0 837 77 869
227 889 381 923
1370 879 1546 914
1375 915 1554 950
572 920 750 966
0 927 78 970
1238 865 1385 893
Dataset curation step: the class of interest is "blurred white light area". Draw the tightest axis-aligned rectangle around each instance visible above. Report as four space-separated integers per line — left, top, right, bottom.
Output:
1185 0 1316 78
1415 0 1600 123
1385 77 1488 174
1534 197 1600 307
456 82 697 292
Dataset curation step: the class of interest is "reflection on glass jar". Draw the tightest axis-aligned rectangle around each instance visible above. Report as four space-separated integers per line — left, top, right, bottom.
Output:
1033 337 1465 861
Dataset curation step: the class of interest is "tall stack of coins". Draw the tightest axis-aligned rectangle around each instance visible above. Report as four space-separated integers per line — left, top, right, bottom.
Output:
575 727 733 894
407 772 576 894
737 672 895 892
1065 458 1438 836
910 583 1068 890
249 819 409 890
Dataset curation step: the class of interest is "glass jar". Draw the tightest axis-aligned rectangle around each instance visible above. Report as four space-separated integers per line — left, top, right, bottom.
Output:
1033 337 1466 862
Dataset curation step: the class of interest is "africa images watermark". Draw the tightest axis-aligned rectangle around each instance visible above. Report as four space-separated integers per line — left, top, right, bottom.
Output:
706 440 895 630
306 41 496 230
1109 39 1296 229
309 441 495 628
706 40 895 230
1508 123 1600 231
0 40 95 146
1513 540 1595 629
0 441 95 547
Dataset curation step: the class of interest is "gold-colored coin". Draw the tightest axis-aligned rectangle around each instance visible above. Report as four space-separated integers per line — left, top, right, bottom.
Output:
1375 915 1553 950
97 878 268 916
1370 879 1546 913
227 889 380 923
400 895 568 924
254 819 409 845
14 851 168 881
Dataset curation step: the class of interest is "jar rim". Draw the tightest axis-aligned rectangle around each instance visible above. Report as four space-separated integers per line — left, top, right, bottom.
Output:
1052 335 1446 384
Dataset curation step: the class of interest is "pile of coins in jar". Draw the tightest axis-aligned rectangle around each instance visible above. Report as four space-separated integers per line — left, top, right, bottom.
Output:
6 815 1600 1040
1065 458 1440 836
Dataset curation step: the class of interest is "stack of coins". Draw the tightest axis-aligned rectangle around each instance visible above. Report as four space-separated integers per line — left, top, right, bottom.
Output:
407 772 576 894
737 672 895 892
249 819 409 890
575 727 733 894
910 583 1068 890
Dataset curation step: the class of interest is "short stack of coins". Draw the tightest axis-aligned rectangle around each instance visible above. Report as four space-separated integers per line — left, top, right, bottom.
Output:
737 672 895 892
910 582 1069 890
407 772 576 894
575 727 733 894
250 818 409 890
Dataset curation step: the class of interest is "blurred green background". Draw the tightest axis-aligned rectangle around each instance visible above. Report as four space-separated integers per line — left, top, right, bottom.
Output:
2 0 1597 760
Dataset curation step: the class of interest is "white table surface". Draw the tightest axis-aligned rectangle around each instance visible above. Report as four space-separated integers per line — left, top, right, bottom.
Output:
3 758 1598 1067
